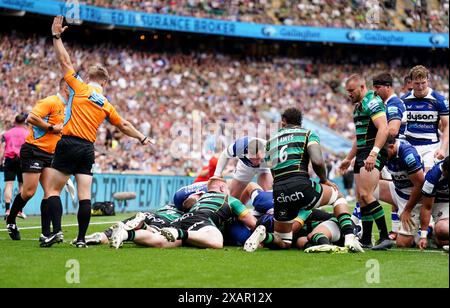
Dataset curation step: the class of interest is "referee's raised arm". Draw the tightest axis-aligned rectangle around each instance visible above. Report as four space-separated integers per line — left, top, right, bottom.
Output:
51 16 73 74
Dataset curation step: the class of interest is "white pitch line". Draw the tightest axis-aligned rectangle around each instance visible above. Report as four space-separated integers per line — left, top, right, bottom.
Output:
388 248 449 254
0 221 117 232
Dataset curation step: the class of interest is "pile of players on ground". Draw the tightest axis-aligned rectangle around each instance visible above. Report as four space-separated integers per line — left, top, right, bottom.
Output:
86 135 449 253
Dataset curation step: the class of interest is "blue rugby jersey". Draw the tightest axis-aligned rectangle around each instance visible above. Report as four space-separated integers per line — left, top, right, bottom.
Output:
386 140 424 200
422 160 449 204
251 190 274 214
385 94 407 139
227 136 266 168
402 88 449 146
173 181 208 211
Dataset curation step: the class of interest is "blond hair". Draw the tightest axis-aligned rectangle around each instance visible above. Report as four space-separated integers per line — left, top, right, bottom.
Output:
345 74 366 86
207 176 227 191
409 65 429 81
88 64 110 82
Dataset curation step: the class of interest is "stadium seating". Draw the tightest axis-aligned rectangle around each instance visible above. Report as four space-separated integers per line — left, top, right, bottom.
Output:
73 0 449 32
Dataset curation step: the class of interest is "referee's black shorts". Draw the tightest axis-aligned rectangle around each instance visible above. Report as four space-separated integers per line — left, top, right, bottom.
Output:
20 143 53 173
51 135 95 176
3 156 22 183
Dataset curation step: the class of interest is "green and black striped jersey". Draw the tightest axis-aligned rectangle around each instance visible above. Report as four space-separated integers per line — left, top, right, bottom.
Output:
189 192 250 228
154 205 184 222
353 90 386 151
265 126 320 180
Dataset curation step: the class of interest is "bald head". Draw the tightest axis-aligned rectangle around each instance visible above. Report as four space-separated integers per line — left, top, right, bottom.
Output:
345 74 367 104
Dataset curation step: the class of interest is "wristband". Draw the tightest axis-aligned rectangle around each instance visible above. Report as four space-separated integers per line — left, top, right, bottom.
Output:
47 125 54 132
140 136 148 144
371 146 380 154
52 33 61 39
420 230 428 239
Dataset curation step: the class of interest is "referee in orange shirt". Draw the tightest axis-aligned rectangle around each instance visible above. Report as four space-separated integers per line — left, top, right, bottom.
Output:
6 79 68 245
46 16 153 248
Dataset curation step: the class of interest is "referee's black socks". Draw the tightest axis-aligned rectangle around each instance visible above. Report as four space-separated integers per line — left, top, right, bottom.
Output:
6 194 27 225
40 199 51 237
77 199 91 242
48 196 63 234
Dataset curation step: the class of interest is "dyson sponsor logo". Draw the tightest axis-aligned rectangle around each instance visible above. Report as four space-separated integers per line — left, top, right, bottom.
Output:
407 113 437 121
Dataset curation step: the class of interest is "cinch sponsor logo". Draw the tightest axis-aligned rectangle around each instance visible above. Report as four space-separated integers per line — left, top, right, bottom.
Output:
277 191 304 204
407 113 437 121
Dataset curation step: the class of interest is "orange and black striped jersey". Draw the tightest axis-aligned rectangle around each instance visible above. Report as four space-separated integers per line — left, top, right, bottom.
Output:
63 69 122 143
26 94 66 154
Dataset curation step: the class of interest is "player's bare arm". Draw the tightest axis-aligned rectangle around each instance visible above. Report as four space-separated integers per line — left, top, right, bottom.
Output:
400 170 425 231
340 140 356 173
418 196 434 250
239 212 257 231
388 119 402 139
308 143 337 190
214 149 231 177
115 118 155 145
436 115 449 159
51 16 73 74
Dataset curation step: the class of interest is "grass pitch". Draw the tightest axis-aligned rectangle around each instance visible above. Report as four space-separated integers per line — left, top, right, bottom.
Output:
0 210 448 288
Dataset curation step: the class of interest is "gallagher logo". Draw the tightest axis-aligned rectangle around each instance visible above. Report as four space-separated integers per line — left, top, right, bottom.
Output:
346 31 362 41
429 34 446 46
261 26 277 37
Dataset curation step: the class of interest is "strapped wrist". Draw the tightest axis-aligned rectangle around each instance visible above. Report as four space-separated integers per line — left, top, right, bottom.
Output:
420 230 428 239
140 136 148 144
371 146 380 154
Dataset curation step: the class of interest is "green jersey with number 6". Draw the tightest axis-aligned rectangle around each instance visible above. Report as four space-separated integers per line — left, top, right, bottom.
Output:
265 126 320 180
353 90 385 151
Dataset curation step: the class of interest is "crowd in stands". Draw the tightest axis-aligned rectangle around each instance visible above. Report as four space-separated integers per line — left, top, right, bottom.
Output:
75 0 449 32
0 31 448 175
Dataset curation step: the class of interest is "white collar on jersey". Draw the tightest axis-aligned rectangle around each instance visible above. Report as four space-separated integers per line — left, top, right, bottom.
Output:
404 88 435 100
384 93 397 104
88 82 103 91
56 92 67 105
